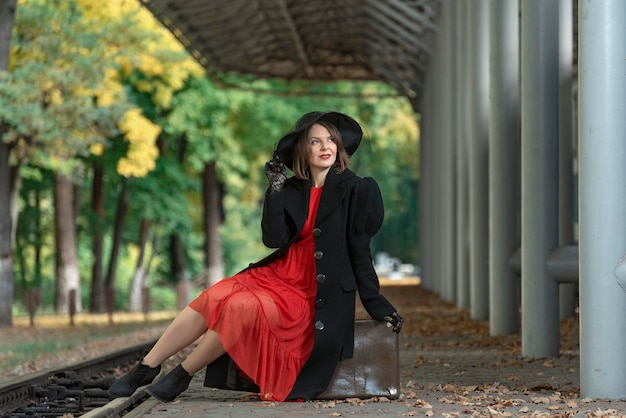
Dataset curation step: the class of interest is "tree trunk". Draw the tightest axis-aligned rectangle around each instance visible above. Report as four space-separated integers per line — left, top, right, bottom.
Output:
9 164 21 246
203 161 224 287
0 141 14 327
170 135 188 308
0 0 17 71
90 163 105 312
129 219 150 312
170 233 188 309
0 0 18 327
105 178 129 313
33 188 43 287
53 172 82 313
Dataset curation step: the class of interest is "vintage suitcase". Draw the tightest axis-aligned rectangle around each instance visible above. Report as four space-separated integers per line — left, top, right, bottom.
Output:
317 319 400 400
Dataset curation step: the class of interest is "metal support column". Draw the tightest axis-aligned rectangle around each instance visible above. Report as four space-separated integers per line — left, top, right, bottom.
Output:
579 0 626 399
455 0 470 310
429 17 444 295
468 0 490 320
557 0 577 319
520 0 560 358
440 0 457 303
489 0 520 335
419 41 436 291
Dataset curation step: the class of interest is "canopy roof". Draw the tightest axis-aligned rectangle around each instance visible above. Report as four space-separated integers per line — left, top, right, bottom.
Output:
139 0 441 103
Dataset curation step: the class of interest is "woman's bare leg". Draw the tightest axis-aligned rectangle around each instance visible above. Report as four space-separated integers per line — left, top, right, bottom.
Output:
142 307 208 367
180 330 226 374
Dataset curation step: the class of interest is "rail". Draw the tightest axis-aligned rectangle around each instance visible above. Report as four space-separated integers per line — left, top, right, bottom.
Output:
0 339 157 417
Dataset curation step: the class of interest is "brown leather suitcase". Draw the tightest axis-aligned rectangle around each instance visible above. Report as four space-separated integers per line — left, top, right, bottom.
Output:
317 319 400 400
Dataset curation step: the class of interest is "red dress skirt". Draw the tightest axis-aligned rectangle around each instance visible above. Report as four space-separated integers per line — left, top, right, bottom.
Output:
189 187 323 401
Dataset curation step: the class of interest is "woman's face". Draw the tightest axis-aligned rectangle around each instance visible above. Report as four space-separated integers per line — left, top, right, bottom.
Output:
306 123 338 172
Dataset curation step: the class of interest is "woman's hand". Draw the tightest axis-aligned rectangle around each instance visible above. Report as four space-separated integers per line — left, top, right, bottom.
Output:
384 312 404 333
265 150 286 194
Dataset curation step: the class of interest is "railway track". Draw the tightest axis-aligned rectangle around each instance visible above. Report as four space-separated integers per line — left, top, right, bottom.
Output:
0 340 157 418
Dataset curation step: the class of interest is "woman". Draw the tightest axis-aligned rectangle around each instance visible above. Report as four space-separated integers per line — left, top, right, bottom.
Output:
108 111 403 403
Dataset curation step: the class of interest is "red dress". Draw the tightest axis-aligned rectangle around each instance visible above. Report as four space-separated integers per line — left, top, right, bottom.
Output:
189 186 323 401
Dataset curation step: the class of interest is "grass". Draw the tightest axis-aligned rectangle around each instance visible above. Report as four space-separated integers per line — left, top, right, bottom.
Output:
0 311 176 370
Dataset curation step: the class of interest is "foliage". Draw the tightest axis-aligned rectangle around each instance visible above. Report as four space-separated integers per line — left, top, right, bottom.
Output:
1 0 139 174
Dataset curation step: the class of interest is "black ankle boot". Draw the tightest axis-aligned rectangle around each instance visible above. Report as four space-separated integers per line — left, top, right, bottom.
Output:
109 362 161 398
146 364 193 402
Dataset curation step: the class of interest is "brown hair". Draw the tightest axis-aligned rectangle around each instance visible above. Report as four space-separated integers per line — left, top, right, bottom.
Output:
292 121 350 179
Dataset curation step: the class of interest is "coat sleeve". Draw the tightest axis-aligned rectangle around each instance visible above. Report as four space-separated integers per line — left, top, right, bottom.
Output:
347 177 397 320
260 187 291 248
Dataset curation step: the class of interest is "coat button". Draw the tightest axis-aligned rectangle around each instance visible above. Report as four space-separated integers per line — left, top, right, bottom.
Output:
315 298 326 309
313 228 322 237
316 274 326 283
315 320 325 330
314 251 323 260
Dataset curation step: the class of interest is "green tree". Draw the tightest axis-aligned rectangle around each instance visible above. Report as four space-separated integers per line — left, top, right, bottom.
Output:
0 0 145 315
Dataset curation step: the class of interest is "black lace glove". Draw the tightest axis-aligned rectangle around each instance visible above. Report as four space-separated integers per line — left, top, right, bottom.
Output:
265 150 286 194
384 312 404 333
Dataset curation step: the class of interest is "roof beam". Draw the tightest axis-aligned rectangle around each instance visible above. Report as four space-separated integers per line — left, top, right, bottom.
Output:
275 0 315 77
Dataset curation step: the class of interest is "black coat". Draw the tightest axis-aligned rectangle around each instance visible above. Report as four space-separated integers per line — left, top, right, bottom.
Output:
203 168 397 400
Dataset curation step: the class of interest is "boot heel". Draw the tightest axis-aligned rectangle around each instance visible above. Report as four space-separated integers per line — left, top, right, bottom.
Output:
109 362 161 398
146 364 193 402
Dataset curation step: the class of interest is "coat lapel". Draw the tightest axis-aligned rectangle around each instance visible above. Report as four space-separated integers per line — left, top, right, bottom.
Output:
315 169 355 224
315 184 345 224
284 180 309 231
283 169 356 230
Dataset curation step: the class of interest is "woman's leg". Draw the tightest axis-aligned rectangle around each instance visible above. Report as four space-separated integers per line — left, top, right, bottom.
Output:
180 330 226 374
144 328 226 402
142 307 208 367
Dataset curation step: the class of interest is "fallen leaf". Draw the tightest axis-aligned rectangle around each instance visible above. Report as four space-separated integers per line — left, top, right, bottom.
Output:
531 396 551 404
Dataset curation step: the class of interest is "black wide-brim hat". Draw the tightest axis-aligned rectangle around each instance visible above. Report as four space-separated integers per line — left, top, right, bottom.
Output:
276 111 363 170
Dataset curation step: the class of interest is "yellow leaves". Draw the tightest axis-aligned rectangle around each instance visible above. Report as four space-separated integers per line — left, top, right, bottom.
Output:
135 79 153 93
135 55 202 108
119 108 159 143
117 108 161 177
165 62 203 90
139 54 165 77
78 0 141 21
117 56 136 77
95 0 204 109
95 72 126 107
90 143 104 156
152 84 173 108
119 53 202 109
48 88 63 105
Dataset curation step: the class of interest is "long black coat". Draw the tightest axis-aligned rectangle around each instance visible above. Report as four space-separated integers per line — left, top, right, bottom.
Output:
203 168 397 400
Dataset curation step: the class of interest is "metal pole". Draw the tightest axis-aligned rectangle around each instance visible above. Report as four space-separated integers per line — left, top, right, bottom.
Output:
520 0 560 358
440 0 456 303
419 44 435 291
557 0 577 320
455 0 470 310
489 0 520 335
430 21 443 295
579 0 626 399
468 0 490 320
